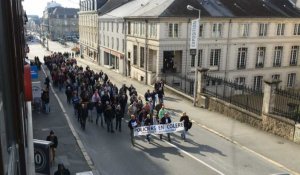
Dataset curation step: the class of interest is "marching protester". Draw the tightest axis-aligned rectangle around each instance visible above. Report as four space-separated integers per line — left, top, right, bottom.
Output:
96 101 104 126
104 101 115 133
159 112 172 142
180 112 191 141
115 104 123 132
79 102 88 130
144 114 153 143
128 115 139 146
54 164 70 175
41 88 50 114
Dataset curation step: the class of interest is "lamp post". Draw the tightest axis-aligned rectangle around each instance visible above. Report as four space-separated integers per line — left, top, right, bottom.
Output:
187 5 201 106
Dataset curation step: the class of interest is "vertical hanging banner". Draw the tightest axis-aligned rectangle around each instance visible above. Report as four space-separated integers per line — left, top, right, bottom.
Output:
190 19 199 49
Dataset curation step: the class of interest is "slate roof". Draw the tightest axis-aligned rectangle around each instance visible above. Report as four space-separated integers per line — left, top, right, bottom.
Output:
98 0 132 15
96 0 108 10
49 7 79 18
122 0 300 19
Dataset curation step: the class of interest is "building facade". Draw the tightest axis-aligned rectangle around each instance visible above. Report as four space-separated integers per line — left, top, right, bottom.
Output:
42 6 79 41
98 0 134 74
122 0 300 90
79 0 107 61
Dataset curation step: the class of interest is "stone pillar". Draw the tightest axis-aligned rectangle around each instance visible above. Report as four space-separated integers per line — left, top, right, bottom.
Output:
197 68 209 94
262 79 281 114
195 68 209 108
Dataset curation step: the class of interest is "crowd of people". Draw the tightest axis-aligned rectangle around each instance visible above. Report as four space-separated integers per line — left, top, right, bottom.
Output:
42 52 192 147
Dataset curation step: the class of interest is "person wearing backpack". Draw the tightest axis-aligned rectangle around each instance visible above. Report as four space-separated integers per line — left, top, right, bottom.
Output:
180 112 191 141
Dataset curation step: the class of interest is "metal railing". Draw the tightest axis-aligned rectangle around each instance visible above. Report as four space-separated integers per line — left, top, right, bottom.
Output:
161 72 194 97
270 88 300 122
203 74 264 115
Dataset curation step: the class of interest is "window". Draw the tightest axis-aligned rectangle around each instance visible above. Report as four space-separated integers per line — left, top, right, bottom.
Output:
256 47 266 68
116 23 119 33
149 23 157 38
106 22 109 31
273 46 283 67
168 23 179 38
290 46 299 65
111 22 114 32
140 47 145 68
199 24 204 37
191 50 202 68
294 24 300 35
253 76 263 91
235 77 246 85
210 49 221 66
117 38 119 51
122 39 125 52
237 47 247 69
133 45 137 65
212 23 222 37
239 24 249 37
258 23 268 36
103 35 105 46
107 36 109 47
128 22 131 34
272 74 280 80
287 73 296 87
111 37 114 49
277 23 285 36
140 23 145 36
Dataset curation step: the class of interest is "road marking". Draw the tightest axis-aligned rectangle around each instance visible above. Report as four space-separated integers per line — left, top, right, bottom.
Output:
42 66 96 170
76 58 300 175
196 123 299 175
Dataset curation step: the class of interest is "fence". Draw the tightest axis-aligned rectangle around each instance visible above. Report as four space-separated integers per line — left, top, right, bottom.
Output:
270 88 300 122
203 74 264 115
161 72 194 97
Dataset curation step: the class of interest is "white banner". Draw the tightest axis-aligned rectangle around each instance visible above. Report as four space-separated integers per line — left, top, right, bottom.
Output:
190 19 199 49
134 122 184 136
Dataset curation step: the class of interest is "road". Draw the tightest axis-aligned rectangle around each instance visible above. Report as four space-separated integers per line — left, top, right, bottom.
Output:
27 40 293 175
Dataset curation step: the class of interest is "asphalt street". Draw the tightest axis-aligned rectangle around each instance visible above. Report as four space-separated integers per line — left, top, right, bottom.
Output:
27 39 296 175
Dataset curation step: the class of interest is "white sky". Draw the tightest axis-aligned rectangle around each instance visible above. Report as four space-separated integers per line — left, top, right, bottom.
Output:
22 0 79 17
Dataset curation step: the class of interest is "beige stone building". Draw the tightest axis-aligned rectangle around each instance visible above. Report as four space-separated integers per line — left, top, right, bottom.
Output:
78 0 107 61
42 6 79 41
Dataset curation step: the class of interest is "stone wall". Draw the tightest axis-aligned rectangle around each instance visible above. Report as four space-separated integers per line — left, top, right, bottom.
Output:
294 124 300 144
207 97 263 129
262 113 295 141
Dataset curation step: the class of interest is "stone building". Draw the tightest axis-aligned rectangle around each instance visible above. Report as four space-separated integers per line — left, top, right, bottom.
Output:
98 0 300 91
78 0 107 61
42 6 79 41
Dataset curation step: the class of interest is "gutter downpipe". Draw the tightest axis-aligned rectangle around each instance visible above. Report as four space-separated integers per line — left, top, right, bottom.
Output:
124 18 128 76
145 19 149 85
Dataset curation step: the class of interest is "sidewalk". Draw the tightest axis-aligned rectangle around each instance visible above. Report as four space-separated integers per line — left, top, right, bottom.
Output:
77 58 300 174
32 67 91 174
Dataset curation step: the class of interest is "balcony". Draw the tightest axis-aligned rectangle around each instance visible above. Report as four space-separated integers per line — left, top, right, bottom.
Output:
255 62 264 68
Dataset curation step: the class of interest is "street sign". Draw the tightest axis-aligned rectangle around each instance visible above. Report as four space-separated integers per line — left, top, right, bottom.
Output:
31 65 38 79
34 139 52 175
190 19 199 49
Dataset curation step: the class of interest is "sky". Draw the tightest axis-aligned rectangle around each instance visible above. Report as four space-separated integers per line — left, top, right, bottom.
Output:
22 0 79 17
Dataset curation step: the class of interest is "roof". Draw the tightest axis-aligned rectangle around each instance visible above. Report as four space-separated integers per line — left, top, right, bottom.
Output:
96 0 108 9
106 0 300 19
98 0 132 15
49 7 79 18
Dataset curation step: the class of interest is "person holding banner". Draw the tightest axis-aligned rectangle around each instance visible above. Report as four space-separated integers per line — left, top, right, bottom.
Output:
144 114 153 143
128 115 139 146
160 113 172 142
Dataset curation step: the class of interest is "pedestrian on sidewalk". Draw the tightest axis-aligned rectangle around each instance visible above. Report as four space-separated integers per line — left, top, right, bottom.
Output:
41 88 50 114
46 130 58 163
180 112 190 141
128 115 139 146
54 164 70 175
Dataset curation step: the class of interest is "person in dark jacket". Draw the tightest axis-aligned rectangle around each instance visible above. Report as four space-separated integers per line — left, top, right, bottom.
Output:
54 164 70 175
65 85 73 104
96 101 104 126
144 114 153 143
160 113 172 142
115 104 123 132
41 89 50 114
180 112 190 141
118 94 127 117
104 102 115 133
46 130 58 162
144 89 151 102
79 103 88 130
128 115 139 146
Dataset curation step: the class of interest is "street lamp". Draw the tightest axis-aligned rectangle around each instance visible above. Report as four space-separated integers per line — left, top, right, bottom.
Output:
187 4 201 106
